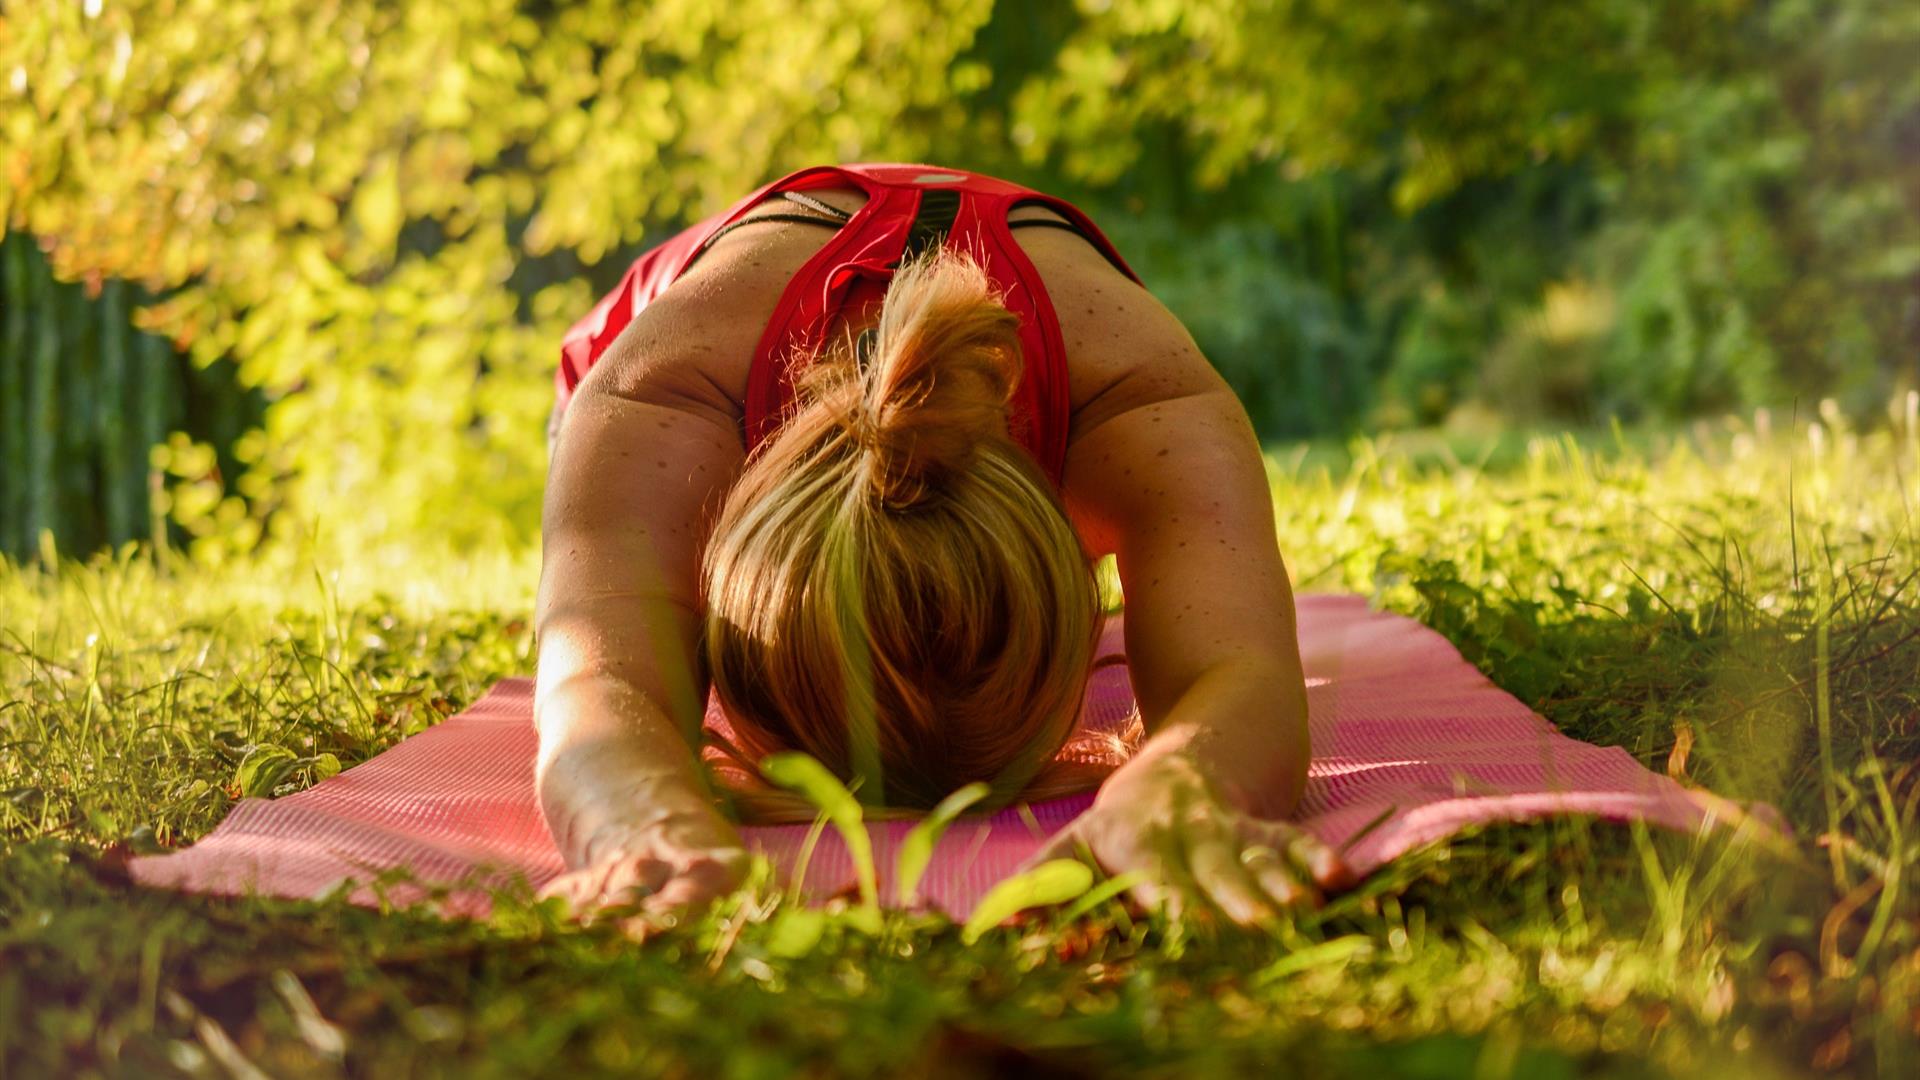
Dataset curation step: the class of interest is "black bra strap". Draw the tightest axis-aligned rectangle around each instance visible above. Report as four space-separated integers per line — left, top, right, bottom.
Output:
690 189 856 268
697 211 845 254
1007 218 1095 240
1006 215 1132 278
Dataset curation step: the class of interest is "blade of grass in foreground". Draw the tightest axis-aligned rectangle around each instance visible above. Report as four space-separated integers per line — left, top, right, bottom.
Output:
961 859 1094 945
760 752 878 918
895 781 990 907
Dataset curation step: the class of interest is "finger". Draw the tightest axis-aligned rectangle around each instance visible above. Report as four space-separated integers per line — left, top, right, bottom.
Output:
1239 826 1328 909
541 861 620 917
615 912 662 941
1078 820 1180 920
1280 829 1355 891
639 852 749 915
536 870 595 913
697 846 753 896
543 857 672 924
599 857 675 909
678 850 749 899
697 845 752 876
1246 856 1321 911
536 869 582 901
1139 826 1204 924
1122 868 1182 923
1184 832 1278 929
642 873 730 915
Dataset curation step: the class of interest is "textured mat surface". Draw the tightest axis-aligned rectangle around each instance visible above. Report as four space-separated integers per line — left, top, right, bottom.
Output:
131 595 1731 916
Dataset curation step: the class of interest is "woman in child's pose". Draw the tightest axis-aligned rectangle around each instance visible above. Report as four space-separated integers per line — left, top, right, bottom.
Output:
537 164 1349 926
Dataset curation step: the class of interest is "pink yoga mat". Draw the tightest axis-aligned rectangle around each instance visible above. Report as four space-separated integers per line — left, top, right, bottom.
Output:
131 595 1740 918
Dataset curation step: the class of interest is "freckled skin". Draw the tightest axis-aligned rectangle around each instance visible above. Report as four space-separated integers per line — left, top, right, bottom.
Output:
536 185 1324 923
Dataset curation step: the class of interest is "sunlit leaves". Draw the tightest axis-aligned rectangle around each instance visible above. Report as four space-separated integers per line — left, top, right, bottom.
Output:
762 906 829 958
0 0 1004 560
5 0 1914 562
1012 0 1666 201
1058 870 1146 924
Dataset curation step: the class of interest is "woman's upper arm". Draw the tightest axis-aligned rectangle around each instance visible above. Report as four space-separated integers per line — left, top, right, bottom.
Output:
1059 295 1305 727
535 213 861 751
535 293 749 742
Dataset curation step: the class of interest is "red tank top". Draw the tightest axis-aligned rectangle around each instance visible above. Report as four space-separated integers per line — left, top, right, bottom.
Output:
554 163 1142 489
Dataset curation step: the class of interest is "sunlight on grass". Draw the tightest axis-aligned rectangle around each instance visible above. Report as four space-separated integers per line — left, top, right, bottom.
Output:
4 403 1918 1076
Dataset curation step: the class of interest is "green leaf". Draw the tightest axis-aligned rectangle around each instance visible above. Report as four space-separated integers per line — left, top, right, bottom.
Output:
763 908 827 959
234 745 300 798
894 781 990 908
1253 936 1376 986
350 155 403 259
785 814 831 909
840 904 884 937
960 859 1095 945
759 753 877 913
310 752 342 782
1058 871 1147 924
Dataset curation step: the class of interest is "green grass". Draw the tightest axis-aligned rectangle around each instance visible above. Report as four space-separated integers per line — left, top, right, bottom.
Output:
5 404 1918 1078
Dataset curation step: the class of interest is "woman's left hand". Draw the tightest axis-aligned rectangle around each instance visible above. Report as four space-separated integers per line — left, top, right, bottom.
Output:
1018 752 1353 928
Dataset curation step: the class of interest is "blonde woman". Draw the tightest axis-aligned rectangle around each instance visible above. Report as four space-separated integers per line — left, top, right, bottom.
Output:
536 164 1350 927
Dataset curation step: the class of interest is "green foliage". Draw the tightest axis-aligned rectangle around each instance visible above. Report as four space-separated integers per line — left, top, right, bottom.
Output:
232 744 299 798
1588 0 1920 419
1008 0 1654 205
0 233 260 561
3 0 1005 559
3 0 1916 563
1102 177 1379 438
1057 869 1147 924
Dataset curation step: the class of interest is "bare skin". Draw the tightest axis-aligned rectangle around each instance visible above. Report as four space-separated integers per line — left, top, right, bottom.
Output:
535 187 1351 928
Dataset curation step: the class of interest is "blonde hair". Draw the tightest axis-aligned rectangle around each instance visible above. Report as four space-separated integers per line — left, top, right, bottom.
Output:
700 247 1138 822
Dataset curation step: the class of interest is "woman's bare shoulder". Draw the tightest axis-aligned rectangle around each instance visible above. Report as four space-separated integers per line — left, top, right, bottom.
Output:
581 188 868 416
580 246 791 419
1008 218 1222 447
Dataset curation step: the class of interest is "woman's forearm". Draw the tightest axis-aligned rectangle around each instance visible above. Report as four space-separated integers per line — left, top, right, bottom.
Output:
1104 656 1310 819
534 669 734 868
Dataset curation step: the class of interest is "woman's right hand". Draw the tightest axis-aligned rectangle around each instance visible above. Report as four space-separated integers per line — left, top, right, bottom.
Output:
1019 751 1351 928
537 776 750 923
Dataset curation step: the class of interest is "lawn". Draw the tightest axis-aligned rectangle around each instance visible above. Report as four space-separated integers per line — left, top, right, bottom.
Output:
4 405 1917 1078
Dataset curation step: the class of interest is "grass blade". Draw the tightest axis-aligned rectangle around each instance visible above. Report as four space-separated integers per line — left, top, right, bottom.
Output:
895 781 990 907
960 859 1094 944
1058 870 1146 925
760 752 877 914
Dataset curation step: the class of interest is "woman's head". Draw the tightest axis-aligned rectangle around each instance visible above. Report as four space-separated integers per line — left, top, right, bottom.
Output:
701 246 1122 818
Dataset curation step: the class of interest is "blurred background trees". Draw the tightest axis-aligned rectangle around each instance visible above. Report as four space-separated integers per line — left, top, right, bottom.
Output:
2 0 1915 562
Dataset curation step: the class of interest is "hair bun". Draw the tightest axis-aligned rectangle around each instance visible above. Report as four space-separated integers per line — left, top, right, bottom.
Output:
844 248 1025 510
